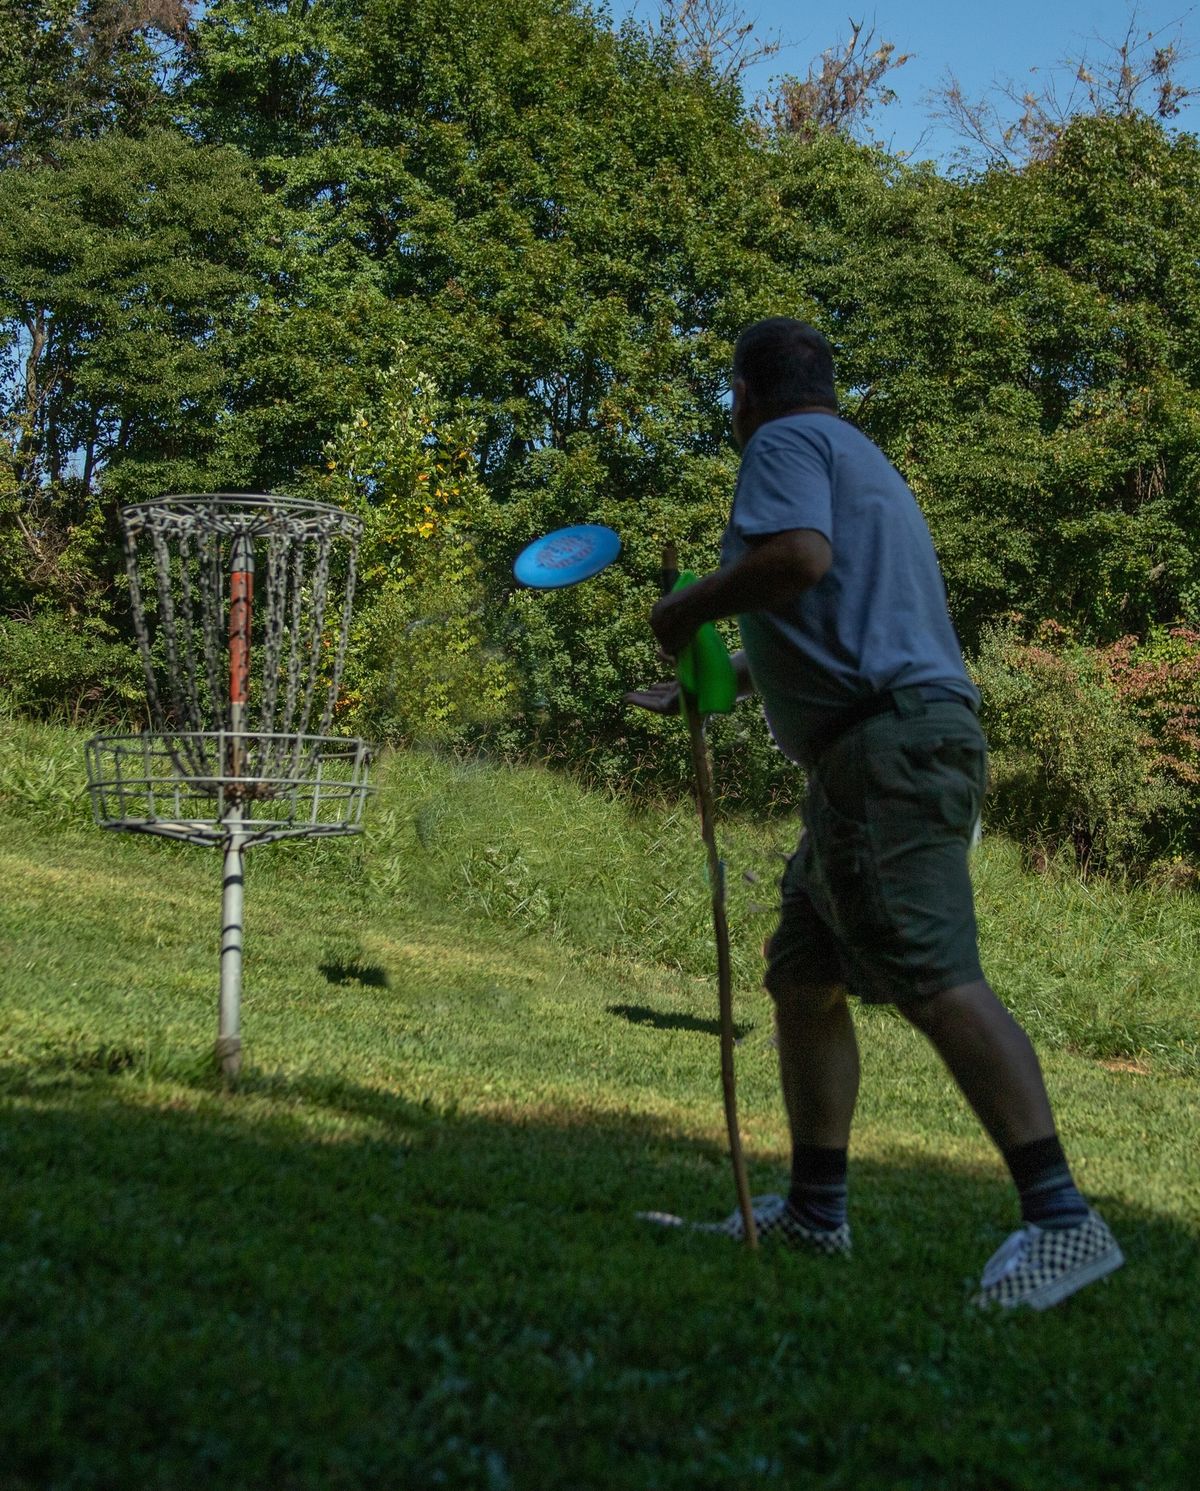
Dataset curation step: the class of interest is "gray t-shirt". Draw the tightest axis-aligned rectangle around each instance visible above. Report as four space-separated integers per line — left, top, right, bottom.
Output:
719 411 979 768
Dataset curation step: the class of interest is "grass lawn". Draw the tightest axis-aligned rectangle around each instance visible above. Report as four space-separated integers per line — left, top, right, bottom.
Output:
1 722 1198 1489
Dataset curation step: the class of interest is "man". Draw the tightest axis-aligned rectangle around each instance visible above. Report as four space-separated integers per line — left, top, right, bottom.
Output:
628 317 1123 1310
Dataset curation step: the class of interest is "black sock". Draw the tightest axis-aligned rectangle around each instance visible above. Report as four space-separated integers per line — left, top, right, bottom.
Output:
787 1143 848 1231
1003 1134 1089 1230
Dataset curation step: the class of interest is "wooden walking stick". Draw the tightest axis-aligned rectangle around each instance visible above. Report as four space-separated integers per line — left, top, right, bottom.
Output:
661 544 758 1250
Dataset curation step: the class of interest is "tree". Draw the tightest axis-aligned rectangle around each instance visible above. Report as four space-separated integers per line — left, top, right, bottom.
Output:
0 0 191 168
317 353 515 744
964 115 1200 637
644 0 780 86
0 129 261 618
2 0 1195 825
182 0 807 787
756 109 1200 648
764 17 912 141
931 9 1197 169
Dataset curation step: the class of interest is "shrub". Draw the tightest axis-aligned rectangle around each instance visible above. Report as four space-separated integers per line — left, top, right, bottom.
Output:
0 610 143 726
971 621 1198 874
1102 627 1200 791
316 359 516 745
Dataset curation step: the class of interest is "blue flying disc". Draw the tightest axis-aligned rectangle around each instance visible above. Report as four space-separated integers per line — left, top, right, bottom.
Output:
513 524 621 589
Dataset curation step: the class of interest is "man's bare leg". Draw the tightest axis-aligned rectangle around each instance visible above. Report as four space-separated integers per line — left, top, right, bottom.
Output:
772 981 859 1234
774 981 860 1148
897 978 1054 1150
898 978 1092 1233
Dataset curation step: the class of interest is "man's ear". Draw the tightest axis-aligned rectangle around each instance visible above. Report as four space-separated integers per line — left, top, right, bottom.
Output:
731 375 758 450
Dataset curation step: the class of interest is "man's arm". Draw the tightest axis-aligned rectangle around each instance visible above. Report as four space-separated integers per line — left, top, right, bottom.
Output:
650 528 831 657
624 528 828 716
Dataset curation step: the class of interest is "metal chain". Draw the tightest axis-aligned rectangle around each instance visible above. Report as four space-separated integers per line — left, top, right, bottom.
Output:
196 530 225 779
316 539 357 738
289 531 333 781
174 529 204 736
281 538 306 740
259 535 287 734
116 496 362 797
144 525 206 780
148 527 190 752
122 521 163 728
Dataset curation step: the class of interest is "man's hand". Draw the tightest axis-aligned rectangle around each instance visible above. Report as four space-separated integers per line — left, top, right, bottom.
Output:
649 587 701 657
622 679 681 715
624 651 754 714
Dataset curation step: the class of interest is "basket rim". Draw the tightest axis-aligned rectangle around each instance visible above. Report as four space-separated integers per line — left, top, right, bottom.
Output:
119 493 363 536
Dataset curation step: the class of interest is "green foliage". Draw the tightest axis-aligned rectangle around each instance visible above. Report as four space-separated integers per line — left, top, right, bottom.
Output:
1 2 1198 864
0 609 142 724
185 0 807 788
971 621 1199 873
1103 625 1200 791
0 475 114 623
0 127 263 711
0 128 262 505
765 117 1200 648
0 0 187 167
965 116 1200 640
317 358 515 744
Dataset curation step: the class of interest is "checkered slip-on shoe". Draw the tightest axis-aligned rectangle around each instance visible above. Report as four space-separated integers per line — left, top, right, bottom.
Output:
972 1209 1124 1311
638 1193 852 1256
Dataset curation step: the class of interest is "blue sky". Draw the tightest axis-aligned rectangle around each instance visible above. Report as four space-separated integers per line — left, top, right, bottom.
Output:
611 1 1199 163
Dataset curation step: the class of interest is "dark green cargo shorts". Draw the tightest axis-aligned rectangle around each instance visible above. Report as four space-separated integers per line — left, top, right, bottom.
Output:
765 698 988 1006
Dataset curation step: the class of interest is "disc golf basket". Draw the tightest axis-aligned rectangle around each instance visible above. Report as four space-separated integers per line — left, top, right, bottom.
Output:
85 495 372 1079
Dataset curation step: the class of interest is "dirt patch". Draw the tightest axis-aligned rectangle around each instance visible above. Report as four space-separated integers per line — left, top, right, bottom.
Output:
1097 1056 1152 1075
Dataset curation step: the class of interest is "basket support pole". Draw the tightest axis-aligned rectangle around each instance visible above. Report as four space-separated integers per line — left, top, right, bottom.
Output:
218 531 255 1081
217 815 246 1080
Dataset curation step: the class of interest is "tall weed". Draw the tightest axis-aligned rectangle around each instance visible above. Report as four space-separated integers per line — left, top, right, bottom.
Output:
0 717 91 827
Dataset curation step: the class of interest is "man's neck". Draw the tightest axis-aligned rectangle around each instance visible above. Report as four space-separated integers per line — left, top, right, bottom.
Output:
739 404 837 448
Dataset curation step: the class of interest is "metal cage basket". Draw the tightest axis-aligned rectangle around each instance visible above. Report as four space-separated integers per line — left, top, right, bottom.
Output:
85 493 374 1079
85 731 371 847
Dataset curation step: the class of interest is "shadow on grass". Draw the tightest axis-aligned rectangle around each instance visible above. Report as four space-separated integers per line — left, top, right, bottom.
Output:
318 959 392 989
606 1002 755 1042
1 1060 1196 1491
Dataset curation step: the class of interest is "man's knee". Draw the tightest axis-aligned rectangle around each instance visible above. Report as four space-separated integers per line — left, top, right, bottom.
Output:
763 932 847 1015
767 971 847 1018
897 978 994 1035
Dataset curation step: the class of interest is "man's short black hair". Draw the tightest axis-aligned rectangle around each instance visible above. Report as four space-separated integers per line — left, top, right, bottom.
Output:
733 318 837 416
